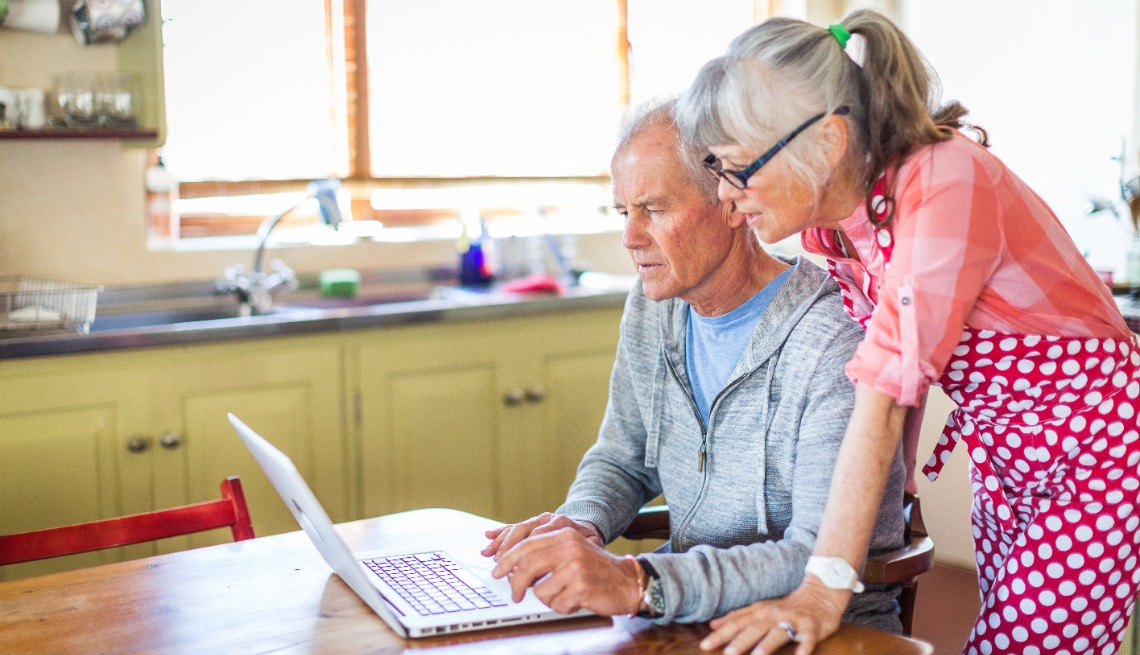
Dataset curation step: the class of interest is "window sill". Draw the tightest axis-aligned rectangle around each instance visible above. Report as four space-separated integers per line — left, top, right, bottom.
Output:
149 213 623 253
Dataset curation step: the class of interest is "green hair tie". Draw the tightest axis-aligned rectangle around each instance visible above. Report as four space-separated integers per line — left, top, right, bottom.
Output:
828 23 851 49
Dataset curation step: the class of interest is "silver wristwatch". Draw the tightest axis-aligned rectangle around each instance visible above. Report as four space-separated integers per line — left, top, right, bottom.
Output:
637 558 666 617
805 556 864 593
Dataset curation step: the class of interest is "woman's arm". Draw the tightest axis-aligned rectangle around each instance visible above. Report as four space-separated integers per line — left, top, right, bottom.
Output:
700 383 907 655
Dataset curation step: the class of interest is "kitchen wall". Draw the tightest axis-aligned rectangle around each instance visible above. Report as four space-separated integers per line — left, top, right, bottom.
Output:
898 0 1140 568
902 0 1140 278
0 25 631 287
10 2 1136 289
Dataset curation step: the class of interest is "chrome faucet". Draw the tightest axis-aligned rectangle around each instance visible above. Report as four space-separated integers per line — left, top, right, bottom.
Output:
218 179 345 315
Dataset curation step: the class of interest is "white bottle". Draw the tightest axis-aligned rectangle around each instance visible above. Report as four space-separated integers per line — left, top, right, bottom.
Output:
145 156 179 244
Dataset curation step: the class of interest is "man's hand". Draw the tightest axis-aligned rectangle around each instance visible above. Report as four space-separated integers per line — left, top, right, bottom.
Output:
489 527 643 616
698 575 848 655
482 512 603 560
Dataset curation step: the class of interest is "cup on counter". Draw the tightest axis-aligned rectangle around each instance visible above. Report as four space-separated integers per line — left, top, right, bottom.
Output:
53 71 99 127
14 88 46 129
96 72 139 127
0 87 16 129
4 0 62 35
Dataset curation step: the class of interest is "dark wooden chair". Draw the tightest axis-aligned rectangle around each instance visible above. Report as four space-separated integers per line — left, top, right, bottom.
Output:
0 476 255 566
621 492 934 636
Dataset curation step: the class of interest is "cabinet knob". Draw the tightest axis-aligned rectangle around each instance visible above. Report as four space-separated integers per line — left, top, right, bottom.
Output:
126 436 151 454
159 431 183 450
503 388 525 406
524 385 547 403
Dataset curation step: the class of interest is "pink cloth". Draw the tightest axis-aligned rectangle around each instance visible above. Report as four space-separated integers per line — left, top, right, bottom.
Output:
932 328 1140 655
802 133 1140 653
802 131 1129 407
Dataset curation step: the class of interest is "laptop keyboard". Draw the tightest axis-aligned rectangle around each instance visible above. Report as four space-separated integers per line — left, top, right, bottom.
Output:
363 551 509 616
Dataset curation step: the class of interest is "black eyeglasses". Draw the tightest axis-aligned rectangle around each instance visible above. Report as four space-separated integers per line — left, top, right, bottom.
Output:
703 106 850 190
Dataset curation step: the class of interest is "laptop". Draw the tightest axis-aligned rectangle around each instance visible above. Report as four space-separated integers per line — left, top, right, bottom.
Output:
227 413 588 638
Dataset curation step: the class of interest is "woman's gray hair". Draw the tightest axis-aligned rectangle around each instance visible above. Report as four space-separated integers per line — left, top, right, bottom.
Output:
676 18 868 205
615 97 720 205
676 10 978 219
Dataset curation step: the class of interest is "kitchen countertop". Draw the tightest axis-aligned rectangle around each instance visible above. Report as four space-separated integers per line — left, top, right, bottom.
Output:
0 273 636 361
1116 295 1140 333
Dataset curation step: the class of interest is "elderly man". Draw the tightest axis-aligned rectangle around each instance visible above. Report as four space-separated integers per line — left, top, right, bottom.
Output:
482 100 905 633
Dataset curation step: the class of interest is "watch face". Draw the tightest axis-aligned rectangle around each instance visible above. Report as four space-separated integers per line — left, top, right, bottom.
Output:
646 577 666 615
824 559 847 581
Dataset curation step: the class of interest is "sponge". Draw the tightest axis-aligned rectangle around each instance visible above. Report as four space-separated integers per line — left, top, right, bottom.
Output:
319 269 361 298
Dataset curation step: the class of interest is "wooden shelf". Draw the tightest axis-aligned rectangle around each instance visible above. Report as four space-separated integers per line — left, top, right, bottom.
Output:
0 128 159 140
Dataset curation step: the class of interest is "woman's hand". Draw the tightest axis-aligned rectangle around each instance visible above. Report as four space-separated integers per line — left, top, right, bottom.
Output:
699 577 848 655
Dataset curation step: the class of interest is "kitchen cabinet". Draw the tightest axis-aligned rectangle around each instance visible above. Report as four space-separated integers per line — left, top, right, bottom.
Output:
0 302 624 581
0 364 147 580
149 339 346 547
1120 620 1136 655
0 336 345 581
352 308 621 524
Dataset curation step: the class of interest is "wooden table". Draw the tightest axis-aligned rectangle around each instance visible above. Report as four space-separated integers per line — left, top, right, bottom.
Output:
0 508 934 654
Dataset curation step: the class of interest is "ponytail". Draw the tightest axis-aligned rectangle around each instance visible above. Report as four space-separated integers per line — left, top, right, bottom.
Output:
676 9 988 227
842 9 988 222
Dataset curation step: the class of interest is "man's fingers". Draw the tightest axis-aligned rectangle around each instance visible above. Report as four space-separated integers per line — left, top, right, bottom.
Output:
532 569 576 614
504 554 555 603
481 528 509 557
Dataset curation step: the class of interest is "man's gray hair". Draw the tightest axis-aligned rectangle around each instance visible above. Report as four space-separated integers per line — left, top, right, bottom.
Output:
614 97 719 204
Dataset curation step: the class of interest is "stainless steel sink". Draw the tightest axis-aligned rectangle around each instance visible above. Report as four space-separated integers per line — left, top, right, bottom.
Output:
81 279 455 334
87 288 442 333
87 306 286 332
275 289 438 311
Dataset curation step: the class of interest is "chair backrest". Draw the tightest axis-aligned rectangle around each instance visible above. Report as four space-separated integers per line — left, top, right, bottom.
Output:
859 493 934 635
0 476 255 567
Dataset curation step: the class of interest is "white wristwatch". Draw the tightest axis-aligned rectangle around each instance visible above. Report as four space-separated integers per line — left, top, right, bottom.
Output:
805 556 865 593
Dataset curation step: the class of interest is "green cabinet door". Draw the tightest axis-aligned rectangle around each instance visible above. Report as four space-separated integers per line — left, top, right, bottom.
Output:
356 321 503 520
353 307 622 525
0 337 347 578
150 340 348 550
0 362 152 581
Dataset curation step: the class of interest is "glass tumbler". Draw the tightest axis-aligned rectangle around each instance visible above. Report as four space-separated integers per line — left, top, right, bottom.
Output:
53 71 100 128
97 72 141 127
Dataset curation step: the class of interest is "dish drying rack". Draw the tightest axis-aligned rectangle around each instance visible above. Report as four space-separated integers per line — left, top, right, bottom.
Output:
0 277 102 335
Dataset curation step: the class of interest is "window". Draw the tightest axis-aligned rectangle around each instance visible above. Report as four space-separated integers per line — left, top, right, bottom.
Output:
162 0 345 182
160 0 759 242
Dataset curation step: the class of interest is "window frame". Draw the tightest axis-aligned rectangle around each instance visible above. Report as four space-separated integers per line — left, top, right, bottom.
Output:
174 0 630 238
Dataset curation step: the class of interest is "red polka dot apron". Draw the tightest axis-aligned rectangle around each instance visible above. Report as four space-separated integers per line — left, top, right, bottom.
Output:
823 178 1140 655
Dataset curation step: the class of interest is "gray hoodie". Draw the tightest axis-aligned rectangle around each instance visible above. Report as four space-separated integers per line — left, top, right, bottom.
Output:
557 255 905 632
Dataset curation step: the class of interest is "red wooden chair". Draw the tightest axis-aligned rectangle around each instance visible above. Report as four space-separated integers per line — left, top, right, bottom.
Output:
0 476 255 566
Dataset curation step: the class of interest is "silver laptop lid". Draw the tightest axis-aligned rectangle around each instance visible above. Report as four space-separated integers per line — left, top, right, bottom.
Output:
227 413 409 637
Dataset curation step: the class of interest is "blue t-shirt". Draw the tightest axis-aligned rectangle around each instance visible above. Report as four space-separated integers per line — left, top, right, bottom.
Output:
686 263 794 425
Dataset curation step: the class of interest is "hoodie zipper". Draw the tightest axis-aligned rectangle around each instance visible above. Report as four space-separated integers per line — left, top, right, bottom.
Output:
663 354 708 471
663 351 755 552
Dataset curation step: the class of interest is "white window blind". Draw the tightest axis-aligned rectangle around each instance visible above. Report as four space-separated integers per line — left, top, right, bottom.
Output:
161 0 345 182
364 0 623 178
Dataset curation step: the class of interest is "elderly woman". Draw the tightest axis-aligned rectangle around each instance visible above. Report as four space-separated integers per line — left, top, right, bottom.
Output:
676 9 1140 655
